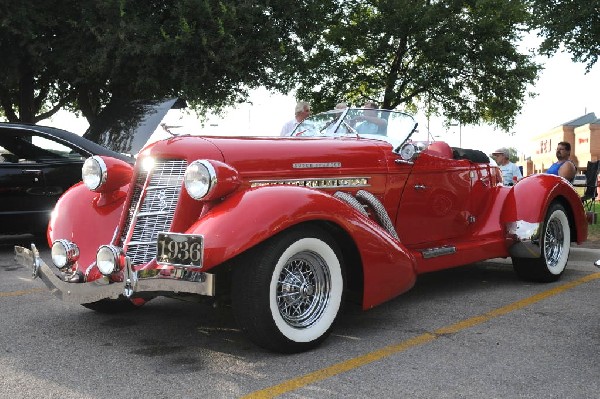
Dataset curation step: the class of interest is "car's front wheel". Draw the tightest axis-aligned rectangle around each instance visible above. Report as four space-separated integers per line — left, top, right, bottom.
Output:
512 202 570 282
232 226 344 353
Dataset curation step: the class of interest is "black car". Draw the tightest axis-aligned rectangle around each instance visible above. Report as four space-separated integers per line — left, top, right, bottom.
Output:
0 97 186 236
0 123 134 235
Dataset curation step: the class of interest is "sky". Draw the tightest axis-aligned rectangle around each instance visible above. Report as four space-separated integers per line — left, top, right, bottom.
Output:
43 43 600 158
458 50 600 157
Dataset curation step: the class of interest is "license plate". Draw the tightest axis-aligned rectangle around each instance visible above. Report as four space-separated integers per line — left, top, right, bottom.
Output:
157 233 203 267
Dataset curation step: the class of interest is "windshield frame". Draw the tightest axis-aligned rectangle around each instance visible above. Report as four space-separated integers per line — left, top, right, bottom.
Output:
289 108 418 148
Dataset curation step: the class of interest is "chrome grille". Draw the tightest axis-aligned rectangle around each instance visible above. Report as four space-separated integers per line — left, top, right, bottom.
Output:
119 171 148 245
123 160 187 265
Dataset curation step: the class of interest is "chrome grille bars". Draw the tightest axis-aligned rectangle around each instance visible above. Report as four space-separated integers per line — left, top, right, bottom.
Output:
121 160 187 265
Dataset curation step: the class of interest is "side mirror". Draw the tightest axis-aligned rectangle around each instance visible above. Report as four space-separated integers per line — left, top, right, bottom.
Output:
594 259 600 268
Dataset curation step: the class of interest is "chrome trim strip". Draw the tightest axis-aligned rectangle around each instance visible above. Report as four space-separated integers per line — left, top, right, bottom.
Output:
135 210 171 217
421 246 456 259
394 159 414 165
250 177 370 188
293 162 342 169
506 220 541 258
145 185 181 191
126 240 156 246
14 244 215 304
95 156 108 189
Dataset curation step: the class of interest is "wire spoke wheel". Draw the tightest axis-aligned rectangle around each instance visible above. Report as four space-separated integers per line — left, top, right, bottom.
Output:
277 251 331 328
544 215 565 271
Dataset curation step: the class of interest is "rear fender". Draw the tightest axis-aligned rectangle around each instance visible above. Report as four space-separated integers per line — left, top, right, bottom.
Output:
187 185 418 309
501 174 587 243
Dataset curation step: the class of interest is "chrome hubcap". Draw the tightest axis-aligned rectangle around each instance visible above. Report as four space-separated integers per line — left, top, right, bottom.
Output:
276 251 331 328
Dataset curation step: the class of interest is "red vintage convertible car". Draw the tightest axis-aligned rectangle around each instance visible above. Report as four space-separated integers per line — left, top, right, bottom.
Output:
15 107 587 353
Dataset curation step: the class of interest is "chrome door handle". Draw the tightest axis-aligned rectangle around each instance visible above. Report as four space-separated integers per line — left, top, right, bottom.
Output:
414 184 426 190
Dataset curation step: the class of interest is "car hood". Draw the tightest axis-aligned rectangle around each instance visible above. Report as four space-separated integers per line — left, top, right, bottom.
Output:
142 135 393 179
83 98 185 156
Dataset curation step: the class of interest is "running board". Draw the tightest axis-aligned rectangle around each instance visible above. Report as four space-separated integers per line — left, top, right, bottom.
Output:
420 246 456 259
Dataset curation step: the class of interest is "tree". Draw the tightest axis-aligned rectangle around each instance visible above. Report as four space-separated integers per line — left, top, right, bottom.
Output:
0 0 333 125
507 147 519 163
0 1 77 123
531 0 600 71
291 0 540 131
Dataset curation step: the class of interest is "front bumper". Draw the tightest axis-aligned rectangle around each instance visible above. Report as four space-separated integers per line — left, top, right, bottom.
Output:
14 244 215 305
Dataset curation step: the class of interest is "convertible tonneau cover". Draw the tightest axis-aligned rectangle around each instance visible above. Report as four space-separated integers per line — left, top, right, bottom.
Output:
451 147 490 163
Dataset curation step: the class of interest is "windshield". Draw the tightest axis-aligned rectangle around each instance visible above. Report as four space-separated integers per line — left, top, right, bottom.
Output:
290 108 418 146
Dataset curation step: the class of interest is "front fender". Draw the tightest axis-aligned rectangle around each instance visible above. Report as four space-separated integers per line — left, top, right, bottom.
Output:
501 174 587 243
49 182 128 270
187 185 418 309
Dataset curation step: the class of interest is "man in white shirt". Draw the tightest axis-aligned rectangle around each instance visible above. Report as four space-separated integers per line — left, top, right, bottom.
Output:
492 147 522 185
280 101 311 136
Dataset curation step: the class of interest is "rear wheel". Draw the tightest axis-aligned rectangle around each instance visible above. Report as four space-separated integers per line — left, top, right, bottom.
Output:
232 226 344 353
512 203 570 282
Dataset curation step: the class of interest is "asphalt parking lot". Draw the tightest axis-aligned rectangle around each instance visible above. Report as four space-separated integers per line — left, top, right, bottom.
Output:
1 234 599 399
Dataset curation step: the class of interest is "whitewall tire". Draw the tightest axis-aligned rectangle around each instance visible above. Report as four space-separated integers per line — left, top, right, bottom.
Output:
232 226 344 353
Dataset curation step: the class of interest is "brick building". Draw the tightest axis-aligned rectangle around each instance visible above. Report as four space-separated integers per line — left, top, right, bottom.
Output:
521 112 600 176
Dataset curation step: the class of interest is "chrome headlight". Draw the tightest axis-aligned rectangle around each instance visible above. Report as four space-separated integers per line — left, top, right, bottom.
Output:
96 245 123 276
184 160 216 199
82 156 107 191
51 240 80 268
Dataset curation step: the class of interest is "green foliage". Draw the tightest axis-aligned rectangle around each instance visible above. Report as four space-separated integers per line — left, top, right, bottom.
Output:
291 0 540 131
0 0 332 124
531 0 600 71
0 0 78 122
507 147 520 163
0 0 544 133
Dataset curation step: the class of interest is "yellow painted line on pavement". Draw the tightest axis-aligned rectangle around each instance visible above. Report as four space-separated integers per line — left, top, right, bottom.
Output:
0 288 46 297
243 272 600 399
